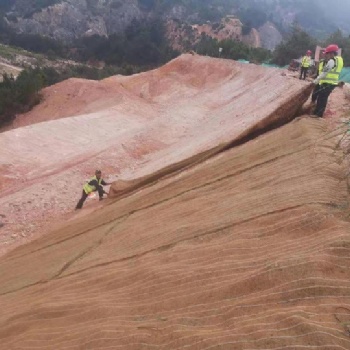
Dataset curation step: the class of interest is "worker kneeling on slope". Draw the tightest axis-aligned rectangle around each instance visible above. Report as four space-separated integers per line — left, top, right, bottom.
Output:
76 170 111 210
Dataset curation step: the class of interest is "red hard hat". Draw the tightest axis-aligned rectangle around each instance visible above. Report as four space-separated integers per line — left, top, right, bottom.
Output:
307 50 312 55
324 44 339 53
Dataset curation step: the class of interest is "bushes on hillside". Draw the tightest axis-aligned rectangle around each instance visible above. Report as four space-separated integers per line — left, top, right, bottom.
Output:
272 27 349 67
238 8 267 35
272 27 317 66
195 35 272 63
323 30 350 67
0 69 44 127
0 64 134 129
74 19 179 68
0 15 179 70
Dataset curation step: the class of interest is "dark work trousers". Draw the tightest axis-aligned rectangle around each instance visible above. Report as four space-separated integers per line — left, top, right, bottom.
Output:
314 84 336 117
76 188 104 209
311 84 321 103
76 191 88 209
299 67 308 80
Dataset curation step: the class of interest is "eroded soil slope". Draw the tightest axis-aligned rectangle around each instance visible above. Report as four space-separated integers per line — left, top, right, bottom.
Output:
0 54 312 255
0 118 350 349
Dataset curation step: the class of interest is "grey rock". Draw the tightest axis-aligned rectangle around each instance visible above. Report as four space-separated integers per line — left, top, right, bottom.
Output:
258 22 283 51
8 0 143 43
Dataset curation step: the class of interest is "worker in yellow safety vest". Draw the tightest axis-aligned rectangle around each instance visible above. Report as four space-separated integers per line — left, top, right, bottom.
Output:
75 170 111 209
313 44 344 117
300 50 312 80
311 50 328 104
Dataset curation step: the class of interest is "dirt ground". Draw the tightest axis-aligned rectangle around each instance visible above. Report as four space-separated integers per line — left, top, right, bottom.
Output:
1 116 350 349
0 54 316 257
0 55 350 349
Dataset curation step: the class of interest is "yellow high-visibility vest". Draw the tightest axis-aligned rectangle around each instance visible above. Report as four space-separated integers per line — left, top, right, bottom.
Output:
301 55 311 68
320 56 344 85
83 176 102 194
318 60 325 75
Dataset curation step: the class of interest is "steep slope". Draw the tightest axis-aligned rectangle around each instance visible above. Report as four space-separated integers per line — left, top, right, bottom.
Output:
0 61 22 79
5 0 143 41
0 118 350 349
167 17 280 51
0 54 312 255
258 21 283 51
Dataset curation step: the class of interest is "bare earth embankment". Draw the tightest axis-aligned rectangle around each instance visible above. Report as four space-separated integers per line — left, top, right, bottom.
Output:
0 55 350 349
1 117 350 349
0 54 312 255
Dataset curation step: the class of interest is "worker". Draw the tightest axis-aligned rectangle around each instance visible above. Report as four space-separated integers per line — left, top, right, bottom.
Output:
313 44 344 118
311 50 328 104
300 50 312 80
75 170 111 210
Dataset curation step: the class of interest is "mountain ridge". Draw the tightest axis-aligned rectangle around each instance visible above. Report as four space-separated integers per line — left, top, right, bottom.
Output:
1 0 349 51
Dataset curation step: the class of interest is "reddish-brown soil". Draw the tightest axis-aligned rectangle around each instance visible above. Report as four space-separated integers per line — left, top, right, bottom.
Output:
0 55 350 349
1 117 350 349
0 54 313 256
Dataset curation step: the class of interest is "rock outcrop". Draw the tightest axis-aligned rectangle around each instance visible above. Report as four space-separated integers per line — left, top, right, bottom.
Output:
5 1 284 50
8 0 143 42
242 28 261 49
167 17 282 52
5 0 348 48
258 21 283 51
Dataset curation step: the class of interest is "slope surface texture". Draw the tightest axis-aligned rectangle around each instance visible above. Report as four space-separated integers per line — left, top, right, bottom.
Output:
0 54 312 254
1 118 350 349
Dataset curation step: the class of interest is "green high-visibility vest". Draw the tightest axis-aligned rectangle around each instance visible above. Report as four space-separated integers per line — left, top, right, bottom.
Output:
83 176 102 194
301 55 311 68
319 56 344 85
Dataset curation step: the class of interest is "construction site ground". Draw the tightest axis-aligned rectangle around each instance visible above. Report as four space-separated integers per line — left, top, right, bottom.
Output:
1 55 350 349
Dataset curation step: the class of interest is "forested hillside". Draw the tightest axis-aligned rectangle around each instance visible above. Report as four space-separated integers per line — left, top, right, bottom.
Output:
1 0 349 40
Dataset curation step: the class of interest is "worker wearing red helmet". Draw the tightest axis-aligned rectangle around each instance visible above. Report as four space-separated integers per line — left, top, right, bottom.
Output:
300 50 312 80
313 44 344 117
311 49 328 104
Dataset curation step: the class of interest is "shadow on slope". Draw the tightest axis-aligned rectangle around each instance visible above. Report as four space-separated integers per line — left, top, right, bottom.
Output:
0 118 350 349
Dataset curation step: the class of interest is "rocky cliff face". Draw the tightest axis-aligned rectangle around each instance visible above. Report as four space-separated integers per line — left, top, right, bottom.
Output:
7 0 144 42
4 0 283 50
258 22 283 51
4 0 347 48
194 16 243 42
167 17 281 51
242 28 261 49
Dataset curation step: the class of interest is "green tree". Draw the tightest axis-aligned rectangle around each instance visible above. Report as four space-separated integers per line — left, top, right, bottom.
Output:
323 30 350 67
195 35 271 64
238 8 267 34
74 19 178 68
272 27 317 66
